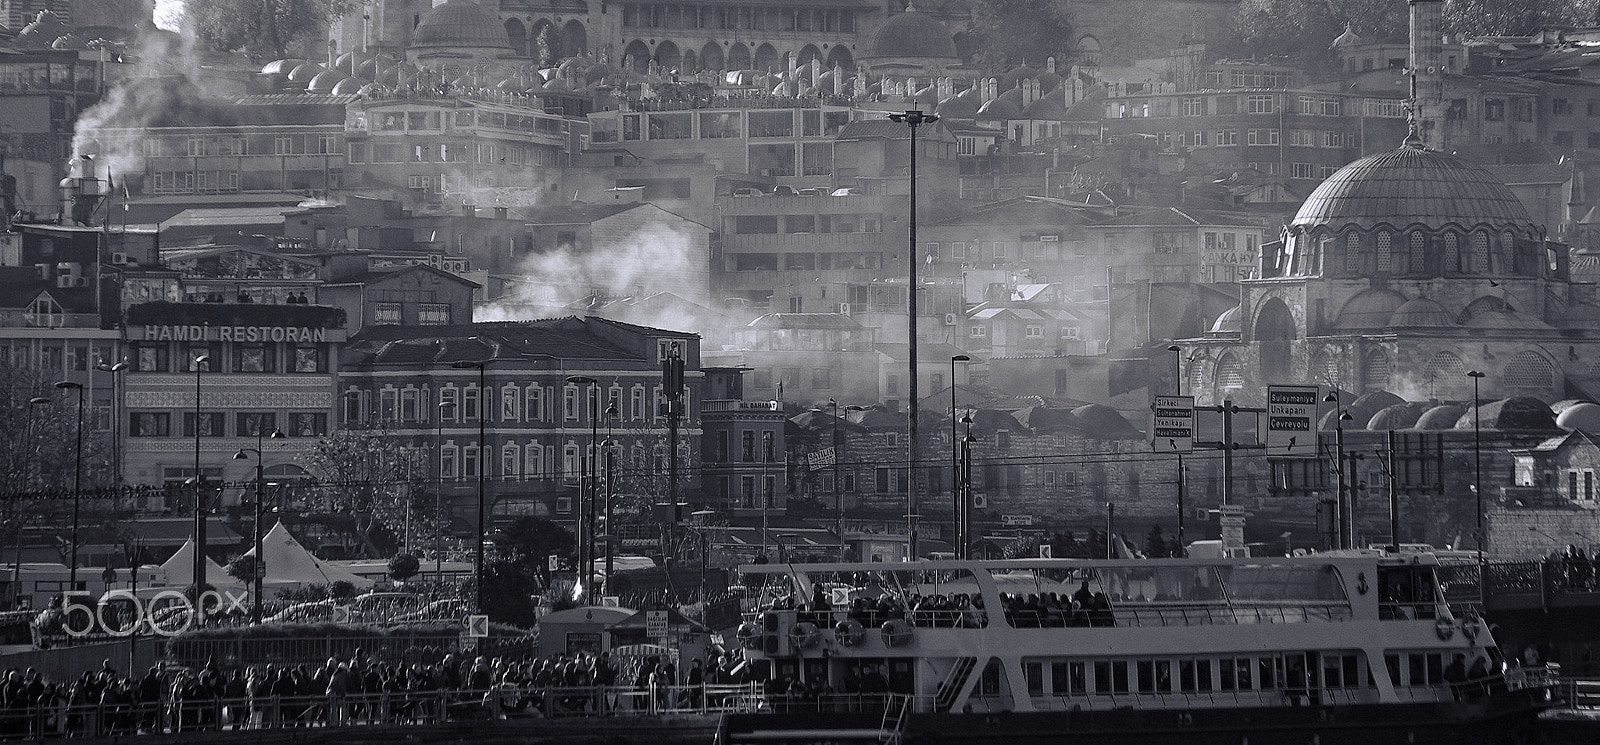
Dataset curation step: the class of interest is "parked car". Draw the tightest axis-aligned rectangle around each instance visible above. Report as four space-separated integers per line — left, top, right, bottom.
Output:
263 600 335 624
731 187 763 197
830 187 859 196
393 599 470 624
771 185 797 196
796 187 828 197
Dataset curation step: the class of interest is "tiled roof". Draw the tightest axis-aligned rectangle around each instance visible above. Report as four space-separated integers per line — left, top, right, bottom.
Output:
521 202 643 225
1294 143 1535 230
747 313 862 329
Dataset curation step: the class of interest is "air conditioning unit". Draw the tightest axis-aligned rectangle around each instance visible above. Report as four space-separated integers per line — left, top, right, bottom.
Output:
944 313 959 326
110 252 130 265
56 275 76 288
1195 507 1212 521
972 493 989 509
837 302 852 315
72 277 90 287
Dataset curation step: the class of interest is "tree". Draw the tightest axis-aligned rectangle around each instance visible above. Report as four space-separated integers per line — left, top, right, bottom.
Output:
186 0 354 59
225 555 259 584
1227 0 1406 68
964 0 1074 70
304 428 432 559
1442 0 1600 39
388 552 420 582
473 516 577 626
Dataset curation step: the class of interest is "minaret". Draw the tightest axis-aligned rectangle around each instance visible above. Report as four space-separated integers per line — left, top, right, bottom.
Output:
1409 0 1445 150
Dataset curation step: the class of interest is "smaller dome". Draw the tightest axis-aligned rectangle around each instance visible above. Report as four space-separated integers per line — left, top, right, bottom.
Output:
935 93 979 119
1462 308 1553 330
1388 297 1456 328
867 6 958 59
1458 397 1558 431
1207 306 1242 335
1070 404 1143 439
1022 95 1069 121
1334 289 1407 329
51 33 86 50
1368 401 1430 430
261 59 305 75
914 84 939 108
1557 402 1600 432
330 77 366 95
287 62 325 83
976 96 1023 120
1415 404 1467 430
307 69 348 92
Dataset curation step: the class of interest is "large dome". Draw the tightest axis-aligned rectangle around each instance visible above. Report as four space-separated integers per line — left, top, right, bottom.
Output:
867 7 958 59
1293 141 1535 231
413 0 512 50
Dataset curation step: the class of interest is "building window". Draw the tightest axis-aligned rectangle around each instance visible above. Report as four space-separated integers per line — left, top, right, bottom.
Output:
812 367 832 389
418 303 451 325
1026 325 1044 338
440 446 458 480
439 387 459 422
130 412 170 437
135 345 168 372
524 444 543 479
1246 129 1280 146
501 385 520 421
970 325 986 338
292 345 325 373
183 412 225 437
463 386 481 421
526 385 545 421
502 444 520 479
237 412 276 437
1246 94 1275 113
630 385 645 421
400 388 419 421
1485 99 1505 121
380 389 398 421
1290 162 1316 179
741 431 755 462
564 385 579 420
373 302 402 324
740 476 756 507
288 412 327 436
462 445 480 478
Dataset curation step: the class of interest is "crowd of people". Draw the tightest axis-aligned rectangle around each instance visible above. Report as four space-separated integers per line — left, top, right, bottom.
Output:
0 647 763 738
769 581 1122 630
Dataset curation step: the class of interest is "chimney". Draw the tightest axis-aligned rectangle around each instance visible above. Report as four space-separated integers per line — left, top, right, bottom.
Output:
494 205 508 219
461 204 476 217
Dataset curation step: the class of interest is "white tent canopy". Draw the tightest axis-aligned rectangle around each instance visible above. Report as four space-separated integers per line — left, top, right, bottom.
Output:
159 539 246 592
243 522 373 592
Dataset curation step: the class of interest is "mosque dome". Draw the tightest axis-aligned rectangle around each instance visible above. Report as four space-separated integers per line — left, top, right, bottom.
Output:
1415 404 1467 430
412 0 512 50
1207 306 1242 335
867 6 958 59
1333 289 1408 329
307 69 349 92
330 77 366 95
1387 297 1456 329
1557 402 1600 432
1458 397 1558 431
1292 141 1535 232
935 91 980 118
1368 401 1430 430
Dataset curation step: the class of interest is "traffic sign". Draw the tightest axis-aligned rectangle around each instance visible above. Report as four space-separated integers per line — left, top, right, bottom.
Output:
1218 505 1247 552
467 614 489 637
808 447 835 470
333 604 351 624
1151 395 1195 453
645 609 669 640
1265 385 1319 459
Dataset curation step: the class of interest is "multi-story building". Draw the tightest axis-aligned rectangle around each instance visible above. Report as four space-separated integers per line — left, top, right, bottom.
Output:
337 318 703 537
720 312 878 405
698 366 787 514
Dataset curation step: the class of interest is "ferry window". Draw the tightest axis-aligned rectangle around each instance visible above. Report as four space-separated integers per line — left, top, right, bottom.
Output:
1259 657 1283 690
1386 654 1402 687
1051 662 1072 695
1321 654 1343 688
1092 662 1112 693
1220 660 1235 690
1179 660 1197 693
1235 658 1253 689
1155 660 1172 692
1069 662 1085 694
1196 659 1213 691
1025 662 1043 695
1136 661 1154 692
1113 662 1129 693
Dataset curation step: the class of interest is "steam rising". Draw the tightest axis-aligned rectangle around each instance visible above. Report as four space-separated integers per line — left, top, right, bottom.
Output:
476 216 727 339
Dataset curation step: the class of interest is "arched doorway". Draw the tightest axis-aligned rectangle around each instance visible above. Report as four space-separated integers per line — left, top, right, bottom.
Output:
701 42 724 71
797 43 823 67
623 40 651 72
681 49 697 72
754 43 779 71
561 20 587 57
654 40 681 71
825 44 853 70
1254 297 1297 383
505 18 530 58
530 19 557 65
727 43 751 69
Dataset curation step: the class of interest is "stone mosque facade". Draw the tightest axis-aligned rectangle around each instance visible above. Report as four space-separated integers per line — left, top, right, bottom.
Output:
1176 134 1600 408
329 0 1240 77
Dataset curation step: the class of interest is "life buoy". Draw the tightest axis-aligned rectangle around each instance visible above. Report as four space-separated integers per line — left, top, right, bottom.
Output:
1461 612 1482 642
880 618 914 647
790 621 822 649
835 619 865 646
1434 616 1455 641
737 621 764 650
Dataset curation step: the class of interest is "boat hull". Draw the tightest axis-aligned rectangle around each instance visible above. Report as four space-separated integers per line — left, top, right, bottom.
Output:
720 688 1554 745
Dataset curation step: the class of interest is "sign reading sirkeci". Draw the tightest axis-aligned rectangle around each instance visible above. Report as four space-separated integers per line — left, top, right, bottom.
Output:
1150 395 1195 453
1265 385 1319 459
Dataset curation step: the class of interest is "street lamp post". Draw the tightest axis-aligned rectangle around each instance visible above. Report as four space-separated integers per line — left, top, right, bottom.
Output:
15 396 49 608
54 381 84 594
1168 345 1185 556
950 355 969 557
1324 391 1348 551
191 354 209 624
435 399 453 584
451 359 491 614
566 376 599 602
960 417 974 558
95 361 128 487
888 108 938 561
233 425 283 623
1468 370 1487 610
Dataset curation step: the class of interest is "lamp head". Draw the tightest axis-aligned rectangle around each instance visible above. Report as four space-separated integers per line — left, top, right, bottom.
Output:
194 355 209 364
233 450 249 460
54 380 82 390
952 354 970 362
1468 370 1486 379
269 429 285 439
1323 392 1338 403
1167 345 1181 352
28 396 49 405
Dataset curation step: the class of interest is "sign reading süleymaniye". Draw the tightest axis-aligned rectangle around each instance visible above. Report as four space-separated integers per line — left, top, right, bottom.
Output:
138 325 330 343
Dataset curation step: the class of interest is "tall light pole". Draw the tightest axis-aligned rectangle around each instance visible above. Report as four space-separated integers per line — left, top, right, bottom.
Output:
959 416 974 559
16 396 49 608
95 361 127 487
829 400 842 556
1324 391 1348 550
451 359 490 613
1468 369 1486 610
566 375 599 601
234 425 283 623
888 109 937 561
191 354 209 623
54 380 85 594
435 399 453 585
950 355 969 557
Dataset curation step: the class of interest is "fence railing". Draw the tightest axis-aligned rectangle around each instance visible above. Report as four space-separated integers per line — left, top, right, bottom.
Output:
0 683 761 740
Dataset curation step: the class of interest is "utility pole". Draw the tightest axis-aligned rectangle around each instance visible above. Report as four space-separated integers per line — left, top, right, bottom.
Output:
663 343 685 569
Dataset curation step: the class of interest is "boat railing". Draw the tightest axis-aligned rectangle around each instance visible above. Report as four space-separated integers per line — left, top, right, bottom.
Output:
747 601 1354 634
1377 601 1443 620
1106 602 1352 627
1023 684 1376 712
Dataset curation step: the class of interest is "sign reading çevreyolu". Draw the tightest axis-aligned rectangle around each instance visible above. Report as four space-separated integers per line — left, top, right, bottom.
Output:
1265 384 1318 459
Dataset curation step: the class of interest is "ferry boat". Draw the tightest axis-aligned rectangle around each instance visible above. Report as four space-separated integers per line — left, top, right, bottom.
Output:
717 553 1557 745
